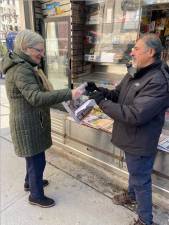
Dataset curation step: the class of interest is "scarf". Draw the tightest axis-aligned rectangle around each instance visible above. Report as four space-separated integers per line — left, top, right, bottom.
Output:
34 67 54 91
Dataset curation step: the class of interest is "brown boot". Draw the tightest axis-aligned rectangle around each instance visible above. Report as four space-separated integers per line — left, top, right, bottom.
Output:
112 191 136 206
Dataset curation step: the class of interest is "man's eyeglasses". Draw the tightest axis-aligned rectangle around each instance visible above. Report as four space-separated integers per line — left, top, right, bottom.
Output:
30 47 45 54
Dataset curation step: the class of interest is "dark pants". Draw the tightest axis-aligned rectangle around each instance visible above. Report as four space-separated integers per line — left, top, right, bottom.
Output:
25 151 46 199
125 152 156 225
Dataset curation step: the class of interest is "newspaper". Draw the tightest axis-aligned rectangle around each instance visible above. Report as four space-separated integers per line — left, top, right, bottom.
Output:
62 96 96 123
158 133 169 153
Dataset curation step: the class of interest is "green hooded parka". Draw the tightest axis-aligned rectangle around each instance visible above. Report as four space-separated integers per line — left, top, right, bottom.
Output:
1 51 72 157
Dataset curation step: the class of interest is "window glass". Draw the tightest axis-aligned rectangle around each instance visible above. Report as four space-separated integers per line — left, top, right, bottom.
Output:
45 20 70 89
84 0 141 80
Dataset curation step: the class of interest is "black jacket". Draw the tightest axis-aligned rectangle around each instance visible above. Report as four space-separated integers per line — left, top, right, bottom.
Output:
99 61 169 156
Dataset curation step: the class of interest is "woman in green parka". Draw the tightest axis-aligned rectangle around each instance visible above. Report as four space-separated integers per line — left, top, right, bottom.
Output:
1 29 84 208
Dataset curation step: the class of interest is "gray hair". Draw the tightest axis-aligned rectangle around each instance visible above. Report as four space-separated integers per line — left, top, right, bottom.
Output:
141 33 163 60
14 29 44 52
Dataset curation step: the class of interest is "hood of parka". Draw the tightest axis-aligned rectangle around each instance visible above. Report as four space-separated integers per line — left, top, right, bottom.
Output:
1 49 38 74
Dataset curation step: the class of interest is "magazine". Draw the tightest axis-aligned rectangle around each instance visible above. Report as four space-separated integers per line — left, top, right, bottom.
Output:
63 96 113 132
82 106 113 133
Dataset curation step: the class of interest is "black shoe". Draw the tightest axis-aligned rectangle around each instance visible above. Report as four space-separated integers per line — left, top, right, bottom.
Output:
28 195 55 208
24 179 49 192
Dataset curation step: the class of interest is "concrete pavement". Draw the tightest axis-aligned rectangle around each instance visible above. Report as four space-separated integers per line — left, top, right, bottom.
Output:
0 79 168 225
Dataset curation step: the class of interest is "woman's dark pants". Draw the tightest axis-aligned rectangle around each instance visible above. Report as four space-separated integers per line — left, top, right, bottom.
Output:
25 151 46 199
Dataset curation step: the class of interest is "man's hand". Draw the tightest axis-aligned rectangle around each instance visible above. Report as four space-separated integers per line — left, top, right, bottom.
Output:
85 82 98 93
89 91 105 105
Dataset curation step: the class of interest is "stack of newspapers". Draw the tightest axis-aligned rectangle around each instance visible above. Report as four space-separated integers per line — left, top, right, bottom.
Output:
62 96 113 133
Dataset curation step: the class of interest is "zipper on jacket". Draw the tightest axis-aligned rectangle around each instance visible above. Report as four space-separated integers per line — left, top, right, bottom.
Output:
39 111 44 128
121 78 133 104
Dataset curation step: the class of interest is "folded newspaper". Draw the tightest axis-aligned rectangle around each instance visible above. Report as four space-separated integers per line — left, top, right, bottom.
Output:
62 96 96 123
63 96 113 132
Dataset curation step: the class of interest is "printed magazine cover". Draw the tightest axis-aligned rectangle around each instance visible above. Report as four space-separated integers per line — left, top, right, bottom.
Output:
82 106 113 133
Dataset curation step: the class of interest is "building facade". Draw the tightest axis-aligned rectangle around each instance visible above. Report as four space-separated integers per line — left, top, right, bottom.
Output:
0 0 24 43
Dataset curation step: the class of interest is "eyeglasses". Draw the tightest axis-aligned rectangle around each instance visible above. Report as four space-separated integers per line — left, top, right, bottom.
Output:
30 47 45 54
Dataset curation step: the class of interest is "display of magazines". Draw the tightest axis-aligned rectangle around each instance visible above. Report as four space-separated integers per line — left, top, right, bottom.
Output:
63 97 169 150
83 106 113 133
62 96 113 133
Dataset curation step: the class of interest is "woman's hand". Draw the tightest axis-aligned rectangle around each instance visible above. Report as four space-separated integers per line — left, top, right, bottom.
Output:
72 83 87 100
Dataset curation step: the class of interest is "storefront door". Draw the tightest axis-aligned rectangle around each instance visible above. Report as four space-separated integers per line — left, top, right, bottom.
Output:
44 16 71 90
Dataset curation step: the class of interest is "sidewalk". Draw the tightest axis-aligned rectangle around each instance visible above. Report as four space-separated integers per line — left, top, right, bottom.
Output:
0 79 168 225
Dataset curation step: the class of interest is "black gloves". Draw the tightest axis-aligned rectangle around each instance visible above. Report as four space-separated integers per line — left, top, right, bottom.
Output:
89 91 105 105
86 81 118 103
85 82 105 104
85 82 99 93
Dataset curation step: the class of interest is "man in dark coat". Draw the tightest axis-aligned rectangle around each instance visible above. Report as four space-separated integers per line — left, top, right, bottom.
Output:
86 33 169 225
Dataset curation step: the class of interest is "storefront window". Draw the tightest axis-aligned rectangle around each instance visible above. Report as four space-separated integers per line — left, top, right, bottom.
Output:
140 2 169 64
45 19 70 89
83 0 141 83
79 0 169 85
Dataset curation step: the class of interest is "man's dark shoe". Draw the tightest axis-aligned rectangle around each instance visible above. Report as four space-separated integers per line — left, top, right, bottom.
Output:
28 195 55 208
130 218 157 225
112 191 136 206
24 179 49 191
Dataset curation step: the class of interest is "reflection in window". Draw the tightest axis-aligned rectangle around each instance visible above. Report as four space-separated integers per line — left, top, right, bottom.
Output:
45 21 69 89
